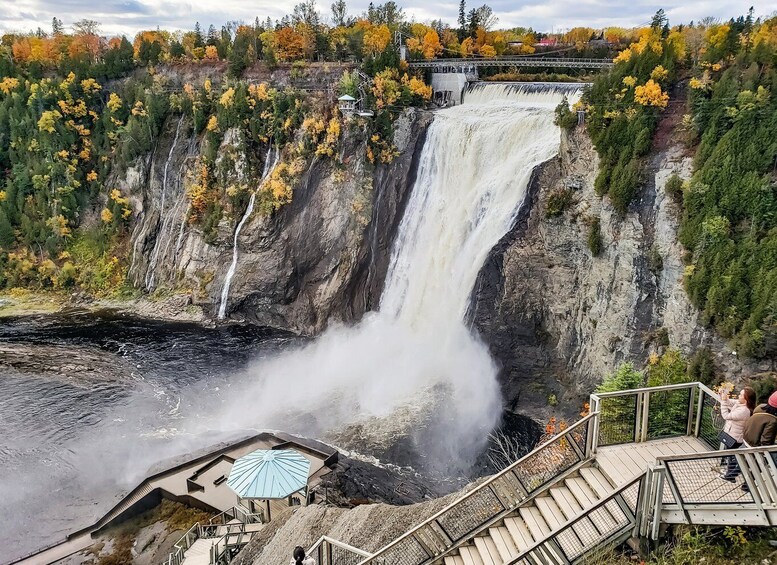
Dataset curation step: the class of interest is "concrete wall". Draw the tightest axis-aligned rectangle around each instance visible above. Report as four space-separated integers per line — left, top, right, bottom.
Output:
430 73 469 105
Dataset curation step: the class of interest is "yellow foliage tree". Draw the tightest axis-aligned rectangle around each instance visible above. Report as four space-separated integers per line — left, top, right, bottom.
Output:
480 44 496 58
38 110 62 133
0 77 20 95
650 65 669 82
363 24 391 57
204 45 219 60
107 92 122 112
634 79 669 108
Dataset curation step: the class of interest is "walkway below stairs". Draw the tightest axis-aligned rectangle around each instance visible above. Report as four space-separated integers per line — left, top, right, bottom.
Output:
180 539 216 565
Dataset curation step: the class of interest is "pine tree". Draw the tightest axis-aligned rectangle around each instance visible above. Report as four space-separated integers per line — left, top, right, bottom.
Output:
0 209 15 249
51 17 63 36
194 22 205 48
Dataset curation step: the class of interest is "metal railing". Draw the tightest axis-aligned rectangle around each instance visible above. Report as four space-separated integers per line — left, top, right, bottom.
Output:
506 475 645 565
163 522 201 565
407 57 614 70
211 528 251 565
304 382 750 564
209 505 264 526
335 413 597 565
589 382 720 453
641 445 777 535
309 536 373 565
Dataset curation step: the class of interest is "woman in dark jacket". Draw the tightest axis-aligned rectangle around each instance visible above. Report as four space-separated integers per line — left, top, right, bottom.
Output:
743 391 777 447
728 391 777 489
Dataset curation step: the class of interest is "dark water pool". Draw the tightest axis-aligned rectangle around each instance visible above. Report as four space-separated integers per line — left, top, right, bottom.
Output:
0 311 294 562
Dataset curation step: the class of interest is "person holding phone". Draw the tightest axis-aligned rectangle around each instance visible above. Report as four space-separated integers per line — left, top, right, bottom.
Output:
719 386 756 482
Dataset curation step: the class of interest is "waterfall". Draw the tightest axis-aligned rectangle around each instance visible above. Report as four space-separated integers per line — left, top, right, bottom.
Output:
215 84 579 468
217 145 277 320
145 115 184 290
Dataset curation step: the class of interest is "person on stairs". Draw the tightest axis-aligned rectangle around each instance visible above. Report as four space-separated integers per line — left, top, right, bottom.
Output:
719 386 756 482
738 391 777 492
291 546 316 565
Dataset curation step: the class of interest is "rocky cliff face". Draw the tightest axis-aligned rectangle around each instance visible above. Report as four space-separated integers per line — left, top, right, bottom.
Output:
118 108 432 335
471 128 765 416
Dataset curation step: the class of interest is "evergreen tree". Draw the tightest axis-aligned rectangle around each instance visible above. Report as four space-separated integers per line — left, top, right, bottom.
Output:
0 209 14 249
458 0 466 35
194 22 205 48
51 17 63 36
331 0 348 26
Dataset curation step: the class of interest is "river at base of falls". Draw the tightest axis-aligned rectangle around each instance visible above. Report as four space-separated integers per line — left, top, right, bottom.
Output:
0 313 296 561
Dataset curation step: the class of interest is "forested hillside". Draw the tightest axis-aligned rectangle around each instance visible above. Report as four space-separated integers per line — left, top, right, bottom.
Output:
576 9 777 360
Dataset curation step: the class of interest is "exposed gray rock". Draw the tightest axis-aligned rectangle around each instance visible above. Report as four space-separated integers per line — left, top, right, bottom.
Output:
471 129 764 420
121 109 432 335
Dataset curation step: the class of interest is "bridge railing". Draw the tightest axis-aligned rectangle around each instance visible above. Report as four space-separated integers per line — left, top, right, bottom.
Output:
589 382 721 454
162 522 201 565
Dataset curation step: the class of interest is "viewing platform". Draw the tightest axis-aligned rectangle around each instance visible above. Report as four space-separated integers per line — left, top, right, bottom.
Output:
308 382 777 565
12 432 338 565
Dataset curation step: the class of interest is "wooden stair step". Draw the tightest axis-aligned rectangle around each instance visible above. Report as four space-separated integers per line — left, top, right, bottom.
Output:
473 536 502 565
489 526 518 561
519 506 551 540
459 545 485 565
504 516 535 552
579 467 614 499
549 486 582 519
444 555 465 565
566 477 599 507
535 497 566 531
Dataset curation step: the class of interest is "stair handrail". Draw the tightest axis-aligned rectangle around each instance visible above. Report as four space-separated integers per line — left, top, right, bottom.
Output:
308 535 373 564
346 411 599 565
161 522 201 565
504 473 646 565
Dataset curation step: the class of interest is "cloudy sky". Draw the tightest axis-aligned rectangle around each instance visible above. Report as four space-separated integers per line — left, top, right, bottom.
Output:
0 0 775 37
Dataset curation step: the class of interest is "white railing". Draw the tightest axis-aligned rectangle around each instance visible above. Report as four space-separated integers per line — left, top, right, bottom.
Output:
162 522 201 565
505 474 645 565
642 445 777 537
589 382 721 453
309 536 373 565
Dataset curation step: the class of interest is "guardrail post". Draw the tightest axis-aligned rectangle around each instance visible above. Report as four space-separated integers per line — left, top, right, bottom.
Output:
694 384 705 438
650 467 665 540
639 391 650 443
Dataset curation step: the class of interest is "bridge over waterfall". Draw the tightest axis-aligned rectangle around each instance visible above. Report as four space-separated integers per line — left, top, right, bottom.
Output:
308 381 777 565
419 57 611 105
408 57 614 72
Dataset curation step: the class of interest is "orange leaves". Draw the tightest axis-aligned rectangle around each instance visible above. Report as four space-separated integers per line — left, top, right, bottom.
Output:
204 45 219 60
480 44 496 58
273 27 308 62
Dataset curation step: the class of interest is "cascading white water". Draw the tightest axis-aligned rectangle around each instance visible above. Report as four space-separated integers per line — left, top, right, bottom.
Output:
145 115 184 290
214 84 579 467
217 145 278 320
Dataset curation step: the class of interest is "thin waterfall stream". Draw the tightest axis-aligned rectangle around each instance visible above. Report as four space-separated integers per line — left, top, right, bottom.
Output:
145 115 184 290
218 145 278 319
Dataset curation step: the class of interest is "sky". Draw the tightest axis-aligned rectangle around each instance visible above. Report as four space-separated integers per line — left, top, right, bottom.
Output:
0 0 775 37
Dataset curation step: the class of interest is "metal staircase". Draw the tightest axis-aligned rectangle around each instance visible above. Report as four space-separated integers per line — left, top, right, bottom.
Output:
307 382 777 565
